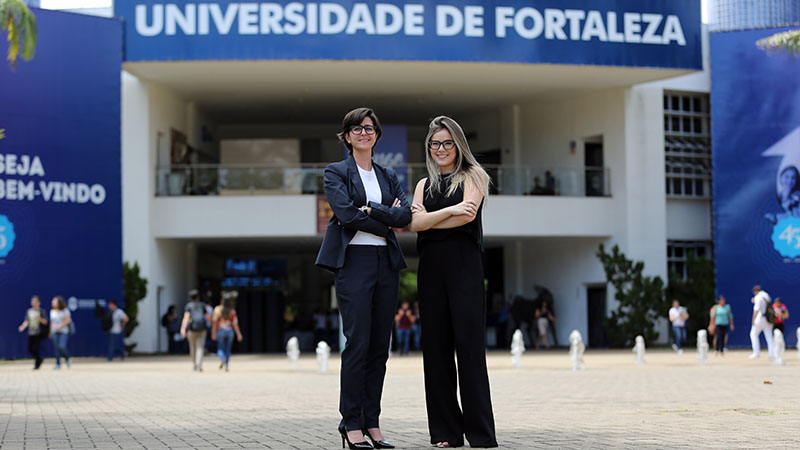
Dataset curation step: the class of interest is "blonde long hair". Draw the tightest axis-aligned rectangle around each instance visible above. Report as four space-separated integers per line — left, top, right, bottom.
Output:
424 116 490 200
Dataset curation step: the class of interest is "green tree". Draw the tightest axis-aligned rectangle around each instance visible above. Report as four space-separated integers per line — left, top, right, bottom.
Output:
666 251 715 346
398 270 418 304
1 0 37 68
596 244 666 347
757 29 800 56
123 261 148 354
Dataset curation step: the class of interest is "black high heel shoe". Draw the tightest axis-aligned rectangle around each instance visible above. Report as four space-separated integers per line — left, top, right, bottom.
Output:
338 427 373 449
362 429 395 449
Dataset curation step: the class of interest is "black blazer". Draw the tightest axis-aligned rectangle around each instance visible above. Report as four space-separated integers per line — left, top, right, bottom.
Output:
315 156 411 272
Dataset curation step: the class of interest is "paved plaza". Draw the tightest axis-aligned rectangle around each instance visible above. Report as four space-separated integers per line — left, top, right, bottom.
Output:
1 348 799 449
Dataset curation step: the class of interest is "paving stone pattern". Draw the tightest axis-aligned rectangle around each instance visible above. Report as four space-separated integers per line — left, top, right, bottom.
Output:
1 349 799 449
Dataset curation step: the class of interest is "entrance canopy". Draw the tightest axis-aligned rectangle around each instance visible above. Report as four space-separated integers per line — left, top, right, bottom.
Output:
126 59 694 123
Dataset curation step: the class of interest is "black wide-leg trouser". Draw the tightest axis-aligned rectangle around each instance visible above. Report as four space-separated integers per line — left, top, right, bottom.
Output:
418 236 497 448
336 245 398 432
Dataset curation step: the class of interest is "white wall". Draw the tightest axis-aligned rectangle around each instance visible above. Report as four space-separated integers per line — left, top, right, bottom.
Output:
151 195 317 238
483 197 615 237
666 199 713 240
123 73 194 353
503 237 607 347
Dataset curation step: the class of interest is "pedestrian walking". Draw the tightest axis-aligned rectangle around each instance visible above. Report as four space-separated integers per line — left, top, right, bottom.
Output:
410 115 497 448
327 308 340 351
669 300 689 354
315 107 411 449
17 295 48 369
49 296 72 369
710 295 734 355
749 285 775 359
772 298 789 335
412 301 422 350
106 300 129 361
181 289 211 371
394 301 415 355
535 302 556 350
313 307 328 345
161 305 181 354
211 295 243 371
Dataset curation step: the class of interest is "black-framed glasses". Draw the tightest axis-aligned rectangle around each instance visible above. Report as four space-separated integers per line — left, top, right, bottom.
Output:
350 125 376 135
429 140 456 150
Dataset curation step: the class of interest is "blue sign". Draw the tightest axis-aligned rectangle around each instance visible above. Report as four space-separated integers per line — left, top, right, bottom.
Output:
116 0 701 69
373 125 408 193
711 27 800 348
0 9 123 359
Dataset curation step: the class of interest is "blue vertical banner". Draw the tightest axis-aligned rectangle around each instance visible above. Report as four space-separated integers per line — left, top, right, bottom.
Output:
711 27 800 348
0 9 123 358
373 125 408 193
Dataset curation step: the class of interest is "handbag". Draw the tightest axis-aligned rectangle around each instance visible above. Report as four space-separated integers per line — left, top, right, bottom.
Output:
68 321 76 335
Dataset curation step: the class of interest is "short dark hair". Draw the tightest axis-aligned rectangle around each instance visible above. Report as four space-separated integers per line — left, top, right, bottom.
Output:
109 300 118 307
752 285 761 292
337 107 382 155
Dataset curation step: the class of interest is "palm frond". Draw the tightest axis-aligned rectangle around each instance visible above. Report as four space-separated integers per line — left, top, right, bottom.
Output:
757 29 800 56
1 0 37 68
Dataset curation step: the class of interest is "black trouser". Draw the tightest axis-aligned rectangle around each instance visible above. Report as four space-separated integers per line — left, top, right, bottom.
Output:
715 325 728 352
28 334 45 369
775 323 785 335
335 245 398 431
27 334 44 368
418 236 497 448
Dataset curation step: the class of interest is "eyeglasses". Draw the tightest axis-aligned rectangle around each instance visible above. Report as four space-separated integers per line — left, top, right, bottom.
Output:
429 140 456 150
350 125 376 135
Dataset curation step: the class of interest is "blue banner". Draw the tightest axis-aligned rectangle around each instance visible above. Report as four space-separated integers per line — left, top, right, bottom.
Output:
0 9 123 359
711 28 800 348
116 0 701 69
373 125 407 194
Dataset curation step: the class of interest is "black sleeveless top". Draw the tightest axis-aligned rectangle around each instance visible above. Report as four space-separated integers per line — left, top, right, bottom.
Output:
417 173 483 251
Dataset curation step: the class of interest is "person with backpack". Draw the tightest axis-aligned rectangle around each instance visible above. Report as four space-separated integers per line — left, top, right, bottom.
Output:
106 300 129 361
749 285 775 360
180 289 211 371
18 295 48 369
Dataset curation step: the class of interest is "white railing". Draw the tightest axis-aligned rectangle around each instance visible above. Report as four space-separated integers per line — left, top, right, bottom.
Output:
156 163 611 197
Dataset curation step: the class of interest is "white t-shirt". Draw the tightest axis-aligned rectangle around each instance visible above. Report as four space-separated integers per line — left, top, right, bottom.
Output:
111 308 128 334
50 309 71 334
669 306 687 327
753 290 771 320
349 165 387 246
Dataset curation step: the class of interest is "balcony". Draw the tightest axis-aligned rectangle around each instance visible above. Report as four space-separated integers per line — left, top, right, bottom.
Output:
156 164 611 198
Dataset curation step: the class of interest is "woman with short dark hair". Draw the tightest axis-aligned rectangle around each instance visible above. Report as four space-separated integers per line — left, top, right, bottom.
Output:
316 107 411 449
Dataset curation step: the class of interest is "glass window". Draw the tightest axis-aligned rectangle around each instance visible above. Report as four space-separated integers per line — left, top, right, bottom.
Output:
664 92 711 198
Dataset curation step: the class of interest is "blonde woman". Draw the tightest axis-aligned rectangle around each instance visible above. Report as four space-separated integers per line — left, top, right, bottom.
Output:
410 116 497 448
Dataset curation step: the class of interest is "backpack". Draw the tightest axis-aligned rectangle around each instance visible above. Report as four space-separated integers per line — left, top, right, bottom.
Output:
101 311 113 332
765 300 776 324
188 303 207 332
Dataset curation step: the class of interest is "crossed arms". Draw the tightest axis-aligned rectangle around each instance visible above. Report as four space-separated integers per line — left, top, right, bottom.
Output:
324 165 411 234
409 177 483 232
